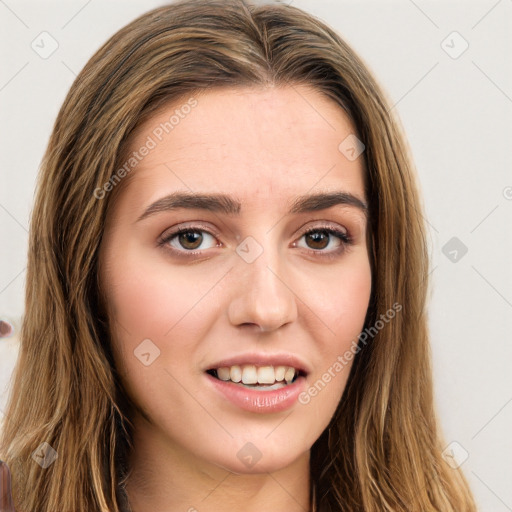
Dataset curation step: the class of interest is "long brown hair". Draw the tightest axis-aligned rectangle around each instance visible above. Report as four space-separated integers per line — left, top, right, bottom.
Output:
0 1 476 510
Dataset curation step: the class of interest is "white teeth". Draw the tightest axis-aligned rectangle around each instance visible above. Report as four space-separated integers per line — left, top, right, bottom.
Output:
217 367 231 381
275 365 286 381
242 365 258 384
257 366 275 384
284 367 296 384
229 365 242 383
212 364 299 385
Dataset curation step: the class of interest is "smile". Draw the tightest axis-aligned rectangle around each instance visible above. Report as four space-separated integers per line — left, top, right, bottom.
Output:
205 366 308 413
207 364 305 387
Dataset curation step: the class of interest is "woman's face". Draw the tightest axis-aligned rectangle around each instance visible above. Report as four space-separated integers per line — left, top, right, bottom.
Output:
98 85 371 475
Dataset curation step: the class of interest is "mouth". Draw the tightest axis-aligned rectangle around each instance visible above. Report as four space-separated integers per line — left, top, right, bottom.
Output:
206 364 307 391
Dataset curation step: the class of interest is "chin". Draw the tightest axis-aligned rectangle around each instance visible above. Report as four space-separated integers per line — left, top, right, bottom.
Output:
203 435 311 475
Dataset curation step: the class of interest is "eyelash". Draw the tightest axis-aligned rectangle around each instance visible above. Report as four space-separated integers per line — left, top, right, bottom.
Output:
157 223 353 260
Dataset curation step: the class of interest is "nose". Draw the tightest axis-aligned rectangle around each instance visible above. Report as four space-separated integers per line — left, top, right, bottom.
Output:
227 245 298 333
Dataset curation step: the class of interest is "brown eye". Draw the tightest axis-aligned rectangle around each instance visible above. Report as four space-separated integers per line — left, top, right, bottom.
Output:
159 226 219 256
304 230 331 250
177 230 203 250
294 226 352 260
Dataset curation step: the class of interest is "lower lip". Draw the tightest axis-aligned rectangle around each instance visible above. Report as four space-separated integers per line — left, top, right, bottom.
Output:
205 373 307 413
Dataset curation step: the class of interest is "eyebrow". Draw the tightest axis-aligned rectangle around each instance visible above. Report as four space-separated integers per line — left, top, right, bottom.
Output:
136 190 368 223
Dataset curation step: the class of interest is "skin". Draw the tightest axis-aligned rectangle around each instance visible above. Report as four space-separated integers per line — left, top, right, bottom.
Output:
98 85 372 512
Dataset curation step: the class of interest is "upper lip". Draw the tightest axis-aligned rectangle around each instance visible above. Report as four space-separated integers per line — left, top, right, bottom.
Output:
206 352 311 375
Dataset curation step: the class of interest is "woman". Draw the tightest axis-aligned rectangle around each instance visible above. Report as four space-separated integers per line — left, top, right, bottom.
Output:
0 0 477 510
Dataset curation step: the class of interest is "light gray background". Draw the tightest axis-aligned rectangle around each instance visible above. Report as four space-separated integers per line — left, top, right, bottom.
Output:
1 1 511 510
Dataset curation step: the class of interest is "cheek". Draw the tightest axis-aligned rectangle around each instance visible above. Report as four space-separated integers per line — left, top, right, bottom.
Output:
103 243 203 336
299 258 371 412
310 257 372 343
100 244 220 385
100 255 208 420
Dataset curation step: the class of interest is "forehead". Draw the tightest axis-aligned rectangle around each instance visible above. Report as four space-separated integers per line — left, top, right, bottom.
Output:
118 85 365 211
